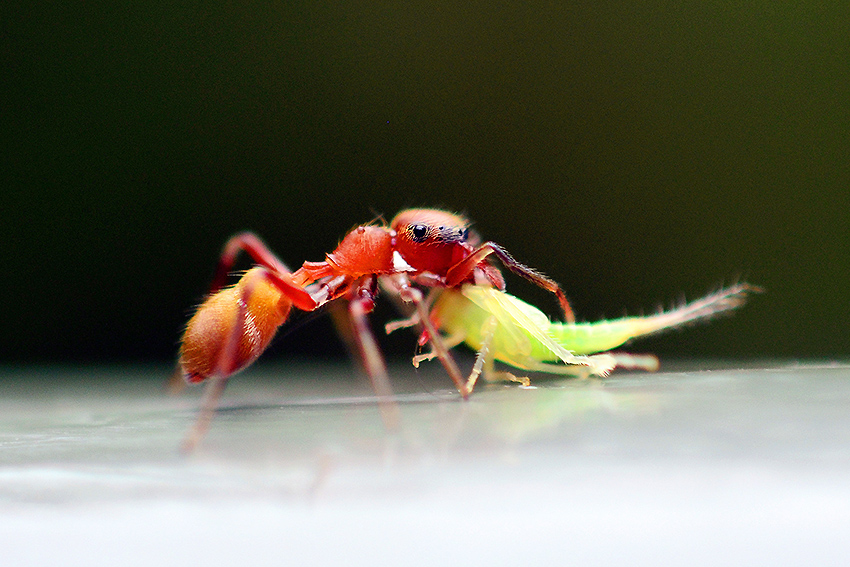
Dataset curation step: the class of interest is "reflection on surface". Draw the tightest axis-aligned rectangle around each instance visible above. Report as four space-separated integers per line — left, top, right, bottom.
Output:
3 362 850 566
2 361 850 503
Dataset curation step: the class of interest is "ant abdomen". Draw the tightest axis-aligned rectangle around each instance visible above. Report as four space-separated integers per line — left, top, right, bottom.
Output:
179 267 292 383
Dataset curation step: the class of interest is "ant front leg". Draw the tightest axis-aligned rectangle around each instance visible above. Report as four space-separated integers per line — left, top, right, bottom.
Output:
386 275 470 398
445 242 576 323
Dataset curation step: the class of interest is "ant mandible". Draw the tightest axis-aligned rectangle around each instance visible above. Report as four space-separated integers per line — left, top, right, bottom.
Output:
177 208 574 450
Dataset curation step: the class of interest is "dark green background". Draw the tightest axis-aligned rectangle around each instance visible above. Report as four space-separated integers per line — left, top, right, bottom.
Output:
3 2 847 364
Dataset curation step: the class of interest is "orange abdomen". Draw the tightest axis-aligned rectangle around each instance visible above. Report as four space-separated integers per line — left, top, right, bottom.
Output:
179 267 292 383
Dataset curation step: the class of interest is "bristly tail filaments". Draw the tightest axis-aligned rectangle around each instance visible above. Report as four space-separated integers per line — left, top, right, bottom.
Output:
546 282 762 355
647 282 763 333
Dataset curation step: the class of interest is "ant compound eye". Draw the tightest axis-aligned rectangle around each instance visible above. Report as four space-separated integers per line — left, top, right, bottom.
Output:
409 224 429 242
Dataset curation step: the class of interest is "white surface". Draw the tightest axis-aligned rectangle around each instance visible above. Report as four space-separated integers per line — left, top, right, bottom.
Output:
1 361 849 566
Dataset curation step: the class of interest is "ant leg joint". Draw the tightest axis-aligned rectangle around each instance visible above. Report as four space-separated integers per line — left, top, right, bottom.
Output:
397 284 423 304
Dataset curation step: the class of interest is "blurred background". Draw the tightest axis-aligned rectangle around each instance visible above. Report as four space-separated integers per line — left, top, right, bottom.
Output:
2 2 847 366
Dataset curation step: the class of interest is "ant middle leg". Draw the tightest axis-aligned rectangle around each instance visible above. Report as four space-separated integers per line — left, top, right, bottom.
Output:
346 276 401 430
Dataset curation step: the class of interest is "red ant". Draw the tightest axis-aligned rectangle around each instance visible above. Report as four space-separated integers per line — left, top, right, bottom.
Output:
177 208 575 451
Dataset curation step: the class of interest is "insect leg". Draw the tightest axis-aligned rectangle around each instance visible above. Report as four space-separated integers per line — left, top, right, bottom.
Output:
460 318 532 389
522 352 619 378
410 330 465 369
384 312 421 335
603 352 660 372
464 315 498 395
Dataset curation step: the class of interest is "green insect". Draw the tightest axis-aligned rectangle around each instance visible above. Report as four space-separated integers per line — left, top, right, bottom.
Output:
387 282 759 394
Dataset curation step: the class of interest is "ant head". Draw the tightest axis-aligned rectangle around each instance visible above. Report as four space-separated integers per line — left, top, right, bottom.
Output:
391 209 470 244
390 209 471 275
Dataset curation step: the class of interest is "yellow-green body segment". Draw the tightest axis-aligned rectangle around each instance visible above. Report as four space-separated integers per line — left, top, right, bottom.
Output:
429 283 757 375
